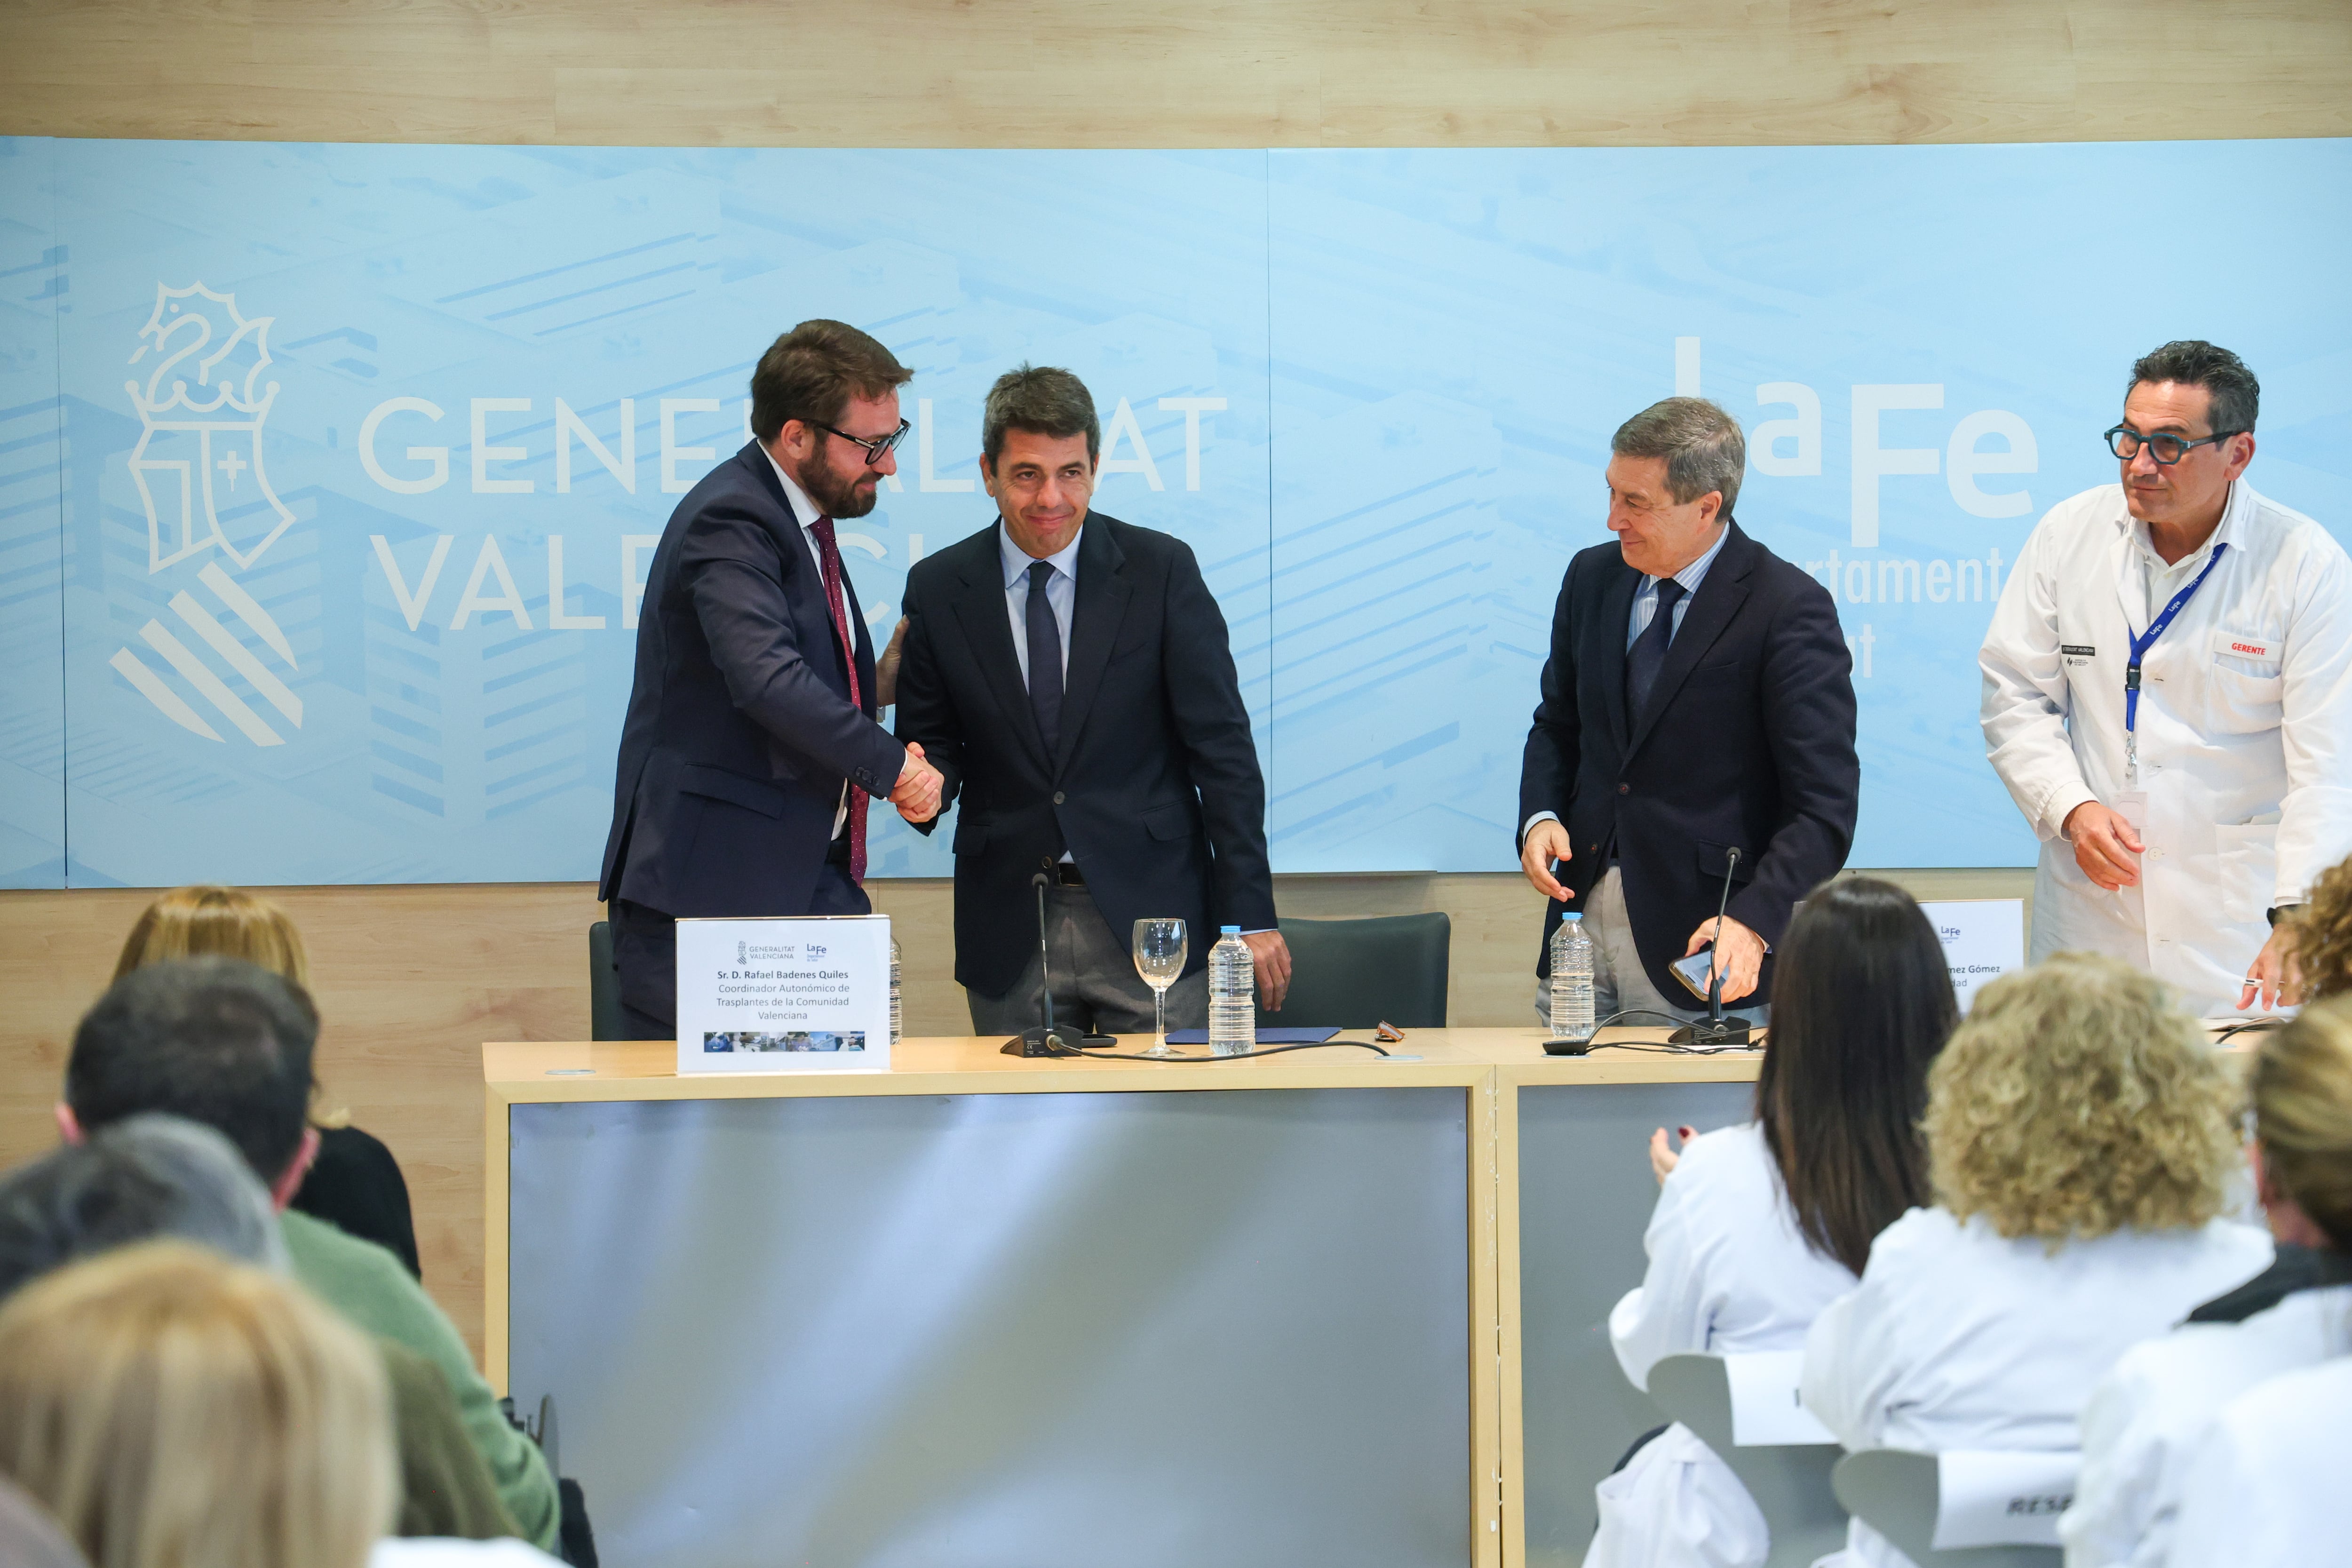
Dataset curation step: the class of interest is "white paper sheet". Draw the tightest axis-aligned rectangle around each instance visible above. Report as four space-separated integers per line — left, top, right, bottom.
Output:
1931 1448 2078 1548
675 915 893 1074
1724 1350 1836 1447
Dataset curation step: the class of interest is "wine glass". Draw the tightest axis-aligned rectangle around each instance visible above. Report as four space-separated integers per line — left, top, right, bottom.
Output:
1131 918 1188 1058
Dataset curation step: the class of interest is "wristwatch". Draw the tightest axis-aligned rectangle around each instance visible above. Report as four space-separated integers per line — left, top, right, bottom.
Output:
2267 904 2302 927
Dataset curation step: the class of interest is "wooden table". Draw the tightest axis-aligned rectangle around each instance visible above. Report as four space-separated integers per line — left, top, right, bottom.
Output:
486 1029 1764 1568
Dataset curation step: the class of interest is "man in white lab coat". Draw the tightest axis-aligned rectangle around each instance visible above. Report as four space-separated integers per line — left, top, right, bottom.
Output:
1980 341 2352 1018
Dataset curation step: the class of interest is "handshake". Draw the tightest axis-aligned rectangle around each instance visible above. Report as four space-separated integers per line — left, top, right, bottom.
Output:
890 743 944 823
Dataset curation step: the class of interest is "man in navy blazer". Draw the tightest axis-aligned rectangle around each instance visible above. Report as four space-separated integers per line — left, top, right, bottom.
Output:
1518 397 1858 1022
893 365 1288 1035
599 320 942 1040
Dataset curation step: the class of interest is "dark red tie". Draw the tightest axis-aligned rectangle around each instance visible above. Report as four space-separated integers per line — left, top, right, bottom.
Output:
807 514 866 883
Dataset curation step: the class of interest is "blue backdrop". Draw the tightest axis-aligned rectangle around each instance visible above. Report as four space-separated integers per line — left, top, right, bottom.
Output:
2 137 2345 888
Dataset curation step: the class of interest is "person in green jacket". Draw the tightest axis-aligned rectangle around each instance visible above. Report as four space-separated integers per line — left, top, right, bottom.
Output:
53 957 560 1552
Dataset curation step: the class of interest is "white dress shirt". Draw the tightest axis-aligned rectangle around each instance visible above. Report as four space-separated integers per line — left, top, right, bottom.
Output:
761 446 854 836
999 521 1081 689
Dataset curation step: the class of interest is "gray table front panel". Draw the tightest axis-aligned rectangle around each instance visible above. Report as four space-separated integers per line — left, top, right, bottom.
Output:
1516 1080 1757 1568
510 1087 1470 1568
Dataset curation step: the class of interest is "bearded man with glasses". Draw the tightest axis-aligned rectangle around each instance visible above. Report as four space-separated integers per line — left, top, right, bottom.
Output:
598 319 946 1041
1981 340 2352 1019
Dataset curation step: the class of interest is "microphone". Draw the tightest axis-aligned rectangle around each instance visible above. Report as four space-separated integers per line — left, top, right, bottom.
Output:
1001 868 1117 1056
1671 846 1753 1048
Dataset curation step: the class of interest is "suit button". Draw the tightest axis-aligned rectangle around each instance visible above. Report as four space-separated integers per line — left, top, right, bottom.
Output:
1589 844 1599 854
1618 783 1630 795
1053 791 1065 805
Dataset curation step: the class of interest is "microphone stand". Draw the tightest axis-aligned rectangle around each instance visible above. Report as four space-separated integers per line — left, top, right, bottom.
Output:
1671 847 1753 1048
1003 869 1117 1056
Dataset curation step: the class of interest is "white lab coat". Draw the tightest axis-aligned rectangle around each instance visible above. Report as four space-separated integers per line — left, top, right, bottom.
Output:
2061 1282 2352 1568
1588 1123 1859 1568
1800 1208 2272 1568
2165 1354 2352 1568
1980 481 2352 1017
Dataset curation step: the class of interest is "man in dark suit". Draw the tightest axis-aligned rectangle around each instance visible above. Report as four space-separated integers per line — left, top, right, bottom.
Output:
599 320 943 1040
894 365 1289 1034
1518 397 1858 1021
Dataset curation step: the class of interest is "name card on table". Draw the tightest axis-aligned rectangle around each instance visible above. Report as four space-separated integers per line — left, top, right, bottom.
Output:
1724 1351 1837 1447
675 915 892 1075
1917 900 2026 1013
1931 1449 2078 1549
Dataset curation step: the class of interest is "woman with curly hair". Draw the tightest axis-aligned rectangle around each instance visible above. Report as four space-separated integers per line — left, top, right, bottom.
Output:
2062 996 2352 1567
1799 952 2271 1568
2286 851 2352 1003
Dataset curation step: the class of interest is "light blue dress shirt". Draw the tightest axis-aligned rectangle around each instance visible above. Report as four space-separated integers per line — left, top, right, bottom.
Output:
1000 523 1081 690
1625 523 1730 650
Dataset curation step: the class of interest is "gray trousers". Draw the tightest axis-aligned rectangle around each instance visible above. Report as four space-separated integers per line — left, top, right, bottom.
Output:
1535 866 1770 1031
967 883 1210 1041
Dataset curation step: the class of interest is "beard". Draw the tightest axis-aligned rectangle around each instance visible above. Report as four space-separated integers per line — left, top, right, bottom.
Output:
800 457 881 519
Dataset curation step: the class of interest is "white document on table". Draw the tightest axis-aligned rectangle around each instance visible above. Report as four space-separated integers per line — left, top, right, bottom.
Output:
1930 1449 2077 1548
1724 1350 1836 1446
675 914 892 1075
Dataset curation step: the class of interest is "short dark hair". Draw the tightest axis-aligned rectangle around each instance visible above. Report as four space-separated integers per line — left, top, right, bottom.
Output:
66 958 318 1186
747 319 913 445
2130 340 2259 437
0 1114 282 1303
981 364 1099 467
1611 397 1746 516
1756 877 1959 1275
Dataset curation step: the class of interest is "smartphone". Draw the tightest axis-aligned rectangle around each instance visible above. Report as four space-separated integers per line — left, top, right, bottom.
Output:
1670 949 1719 1000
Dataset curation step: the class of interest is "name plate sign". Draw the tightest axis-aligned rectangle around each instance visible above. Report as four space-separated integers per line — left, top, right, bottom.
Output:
1917 899 2025 1013
675 915 892 1075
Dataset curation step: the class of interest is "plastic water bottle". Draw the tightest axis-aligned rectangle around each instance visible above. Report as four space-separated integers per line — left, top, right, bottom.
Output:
889 937 903 1046
1549 914 1596 1042
1208 925 1256 1056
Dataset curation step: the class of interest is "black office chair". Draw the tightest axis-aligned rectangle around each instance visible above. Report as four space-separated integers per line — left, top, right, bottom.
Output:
588 921 622 1042
1257 912 1450 1029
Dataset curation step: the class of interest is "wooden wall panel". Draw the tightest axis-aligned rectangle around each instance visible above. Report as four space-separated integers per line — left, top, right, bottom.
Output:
0 868 2024 1363
5 1 2349 147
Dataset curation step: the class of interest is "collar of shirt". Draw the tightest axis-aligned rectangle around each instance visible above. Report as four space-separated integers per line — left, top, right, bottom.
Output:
1645 521 1731 599
2126 481 2242 618
999 520 1084 590
1628 521 1731 646
759 444 826 573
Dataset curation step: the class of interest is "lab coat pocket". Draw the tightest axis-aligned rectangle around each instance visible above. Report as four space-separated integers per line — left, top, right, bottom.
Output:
2204 656 2284 735
2214 822 2278 926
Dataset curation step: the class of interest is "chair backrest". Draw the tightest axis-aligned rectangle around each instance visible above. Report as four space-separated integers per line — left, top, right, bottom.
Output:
1830 1449 2066 1568
588 920 622 1042
1259 913 1449 1029
1647 1354 1848 1568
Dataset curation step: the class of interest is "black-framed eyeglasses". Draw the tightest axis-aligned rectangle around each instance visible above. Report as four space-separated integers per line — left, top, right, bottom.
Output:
2105 424 2243 466
810 418 911 468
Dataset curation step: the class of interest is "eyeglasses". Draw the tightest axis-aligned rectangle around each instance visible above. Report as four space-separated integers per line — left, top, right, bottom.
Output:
2105 424 2243 466
810 418 911 468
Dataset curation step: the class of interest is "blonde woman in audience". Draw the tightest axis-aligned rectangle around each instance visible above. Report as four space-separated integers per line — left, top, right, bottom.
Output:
2061 997 2352 1567
114 885 420 1278
1589 878 1959 1568
2288 851 2352 1003
0 1239 396 1568
2161 1353 2352 1567
1800 953 2272 1568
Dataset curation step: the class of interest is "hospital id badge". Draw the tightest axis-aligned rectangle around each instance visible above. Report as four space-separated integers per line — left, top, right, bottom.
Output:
2114 791 2148 835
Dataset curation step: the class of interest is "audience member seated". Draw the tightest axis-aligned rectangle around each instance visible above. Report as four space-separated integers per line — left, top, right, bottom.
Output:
2161 1354 2352 1566
1800 952 2272 1568
59 958 562 1552
2061 997 2352 1567
0 1239 397 1568
1589 878 1959 1568
115 884 422 1278
0 1114 516 1543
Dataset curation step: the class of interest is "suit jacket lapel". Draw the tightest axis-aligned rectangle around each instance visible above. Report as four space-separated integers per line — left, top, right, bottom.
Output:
948 526 1054 774
1052 521 1131 775
1625 524 1756 760
1595 565 1640 754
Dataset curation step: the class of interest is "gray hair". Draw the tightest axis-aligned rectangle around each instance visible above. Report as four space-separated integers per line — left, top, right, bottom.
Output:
2130 340 2259 437
0 1114 285 1303
1612 397 1747 516
981 364 1099 467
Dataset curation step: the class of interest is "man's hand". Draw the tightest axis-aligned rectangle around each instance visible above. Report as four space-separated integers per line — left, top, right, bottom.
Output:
890 742 942 823
1520 819 1574 902
2242 924 2301 1012
2063 800 2145 891
1245 930 1293 1012
874 615 911 710
1684 914 1766 1003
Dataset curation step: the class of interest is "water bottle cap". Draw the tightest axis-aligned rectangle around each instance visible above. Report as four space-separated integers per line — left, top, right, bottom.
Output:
1220 924 1240 934
1561 912 1583 922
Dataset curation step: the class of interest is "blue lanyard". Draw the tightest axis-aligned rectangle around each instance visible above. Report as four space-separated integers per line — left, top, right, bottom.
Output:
2125 541 2229 737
